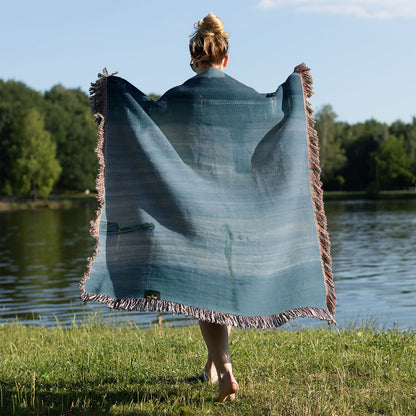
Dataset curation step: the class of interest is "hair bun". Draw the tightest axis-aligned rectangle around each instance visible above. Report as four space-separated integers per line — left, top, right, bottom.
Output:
189 13 229 65
197 12 225 36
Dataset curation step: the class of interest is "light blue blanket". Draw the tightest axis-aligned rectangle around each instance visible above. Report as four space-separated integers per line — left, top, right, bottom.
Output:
80 64 336 328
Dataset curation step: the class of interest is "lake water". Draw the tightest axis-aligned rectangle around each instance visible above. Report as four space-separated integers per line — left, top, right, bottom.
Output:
0 198 415 330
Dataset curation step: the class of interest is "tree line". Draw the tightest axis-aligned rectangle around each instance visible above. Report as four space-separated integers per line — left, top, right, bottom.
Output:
0 80 97 198
315 105 416 192
0 80 415 197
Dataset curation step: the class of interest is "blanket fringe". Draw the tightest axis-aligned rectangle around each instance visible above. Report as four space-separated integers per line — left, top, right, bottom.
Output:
79 69 112 297
81 290 337 328
80 66 337 329
294 63 337 315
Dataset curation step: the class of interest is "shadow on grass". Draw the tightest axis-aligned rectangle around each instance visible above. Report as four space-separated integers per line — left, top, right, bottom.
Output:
1 374 208 416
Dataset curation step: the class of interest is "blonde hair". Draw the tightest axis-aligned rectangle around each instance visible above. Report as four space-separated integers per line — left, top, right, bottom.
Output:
189 13 229 66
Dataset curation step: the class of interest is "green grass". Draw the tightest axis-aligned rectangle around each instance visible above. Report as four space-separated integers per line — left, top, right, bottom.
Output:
0 319 415 415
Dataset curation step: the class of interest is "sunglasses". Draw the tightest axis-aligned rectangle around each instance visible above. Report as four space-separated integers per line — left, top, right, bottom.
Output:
190 59 196 73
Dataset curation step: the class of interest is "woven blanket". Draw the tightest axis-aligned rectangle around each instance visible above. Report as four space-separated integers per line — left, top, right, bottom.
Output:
80 64 336 328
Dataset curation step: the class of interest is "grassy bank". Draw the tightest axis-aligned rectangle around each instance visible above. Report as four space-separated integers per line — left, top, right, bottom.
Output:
0 321 415 415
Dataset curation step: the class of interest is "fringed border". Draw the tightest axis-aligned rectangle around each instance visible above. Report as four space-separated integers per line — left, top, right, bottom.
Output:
81 290 337 328
80 67 337 329
79 69 114 299
294 63 337 315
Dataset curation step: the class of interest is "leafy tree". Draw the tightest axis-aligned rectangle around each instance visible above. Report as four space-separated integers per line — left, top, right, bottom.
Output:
377 135 415 189
9 109 61 197
390 118 416 180
335 175 345 191
0 80 45 193
148 93 160 101
340 119 387 191
0 79 44 109
44 85 97 191
314 105 347 188
0 103 19 194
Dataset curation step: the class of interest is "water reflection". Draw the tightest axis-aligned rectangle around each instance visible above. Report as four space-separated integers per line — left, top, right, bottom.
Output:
0 198 415 329
0 206 190 327
325 199 416 329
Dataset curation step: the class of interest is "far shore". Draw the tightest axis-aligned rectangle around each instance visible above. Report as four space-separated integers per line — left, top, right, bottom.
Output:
0 190 415 212
0 193 98 212
323 190 416 200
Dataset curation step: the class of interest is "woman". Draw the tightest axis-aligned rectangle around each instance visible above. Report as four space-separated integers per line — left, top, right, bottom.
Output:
188 13 239 403
82 12 336 405
186 12 238 403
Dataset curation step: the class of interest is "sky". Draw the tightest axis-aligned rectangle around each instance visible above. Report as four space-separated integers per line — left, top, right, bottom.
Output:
1 0 415 124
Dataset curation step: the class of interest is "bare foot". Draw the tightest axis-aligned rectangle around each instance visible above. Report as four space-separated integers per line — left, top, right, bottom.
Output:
200 358 218 384
214 371 239 403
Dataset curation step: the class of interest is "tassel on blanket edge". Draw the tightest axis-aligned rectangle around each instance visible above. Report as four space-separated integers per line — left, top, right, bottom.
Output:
80 70 112 294
295 63 337 315
80 289 337 328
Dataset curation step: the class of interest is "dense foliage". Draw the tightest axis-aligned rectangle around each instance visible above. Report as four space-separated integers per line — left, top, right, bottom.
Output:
315 105 416 191
0 80 97 197
0 79 415 197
